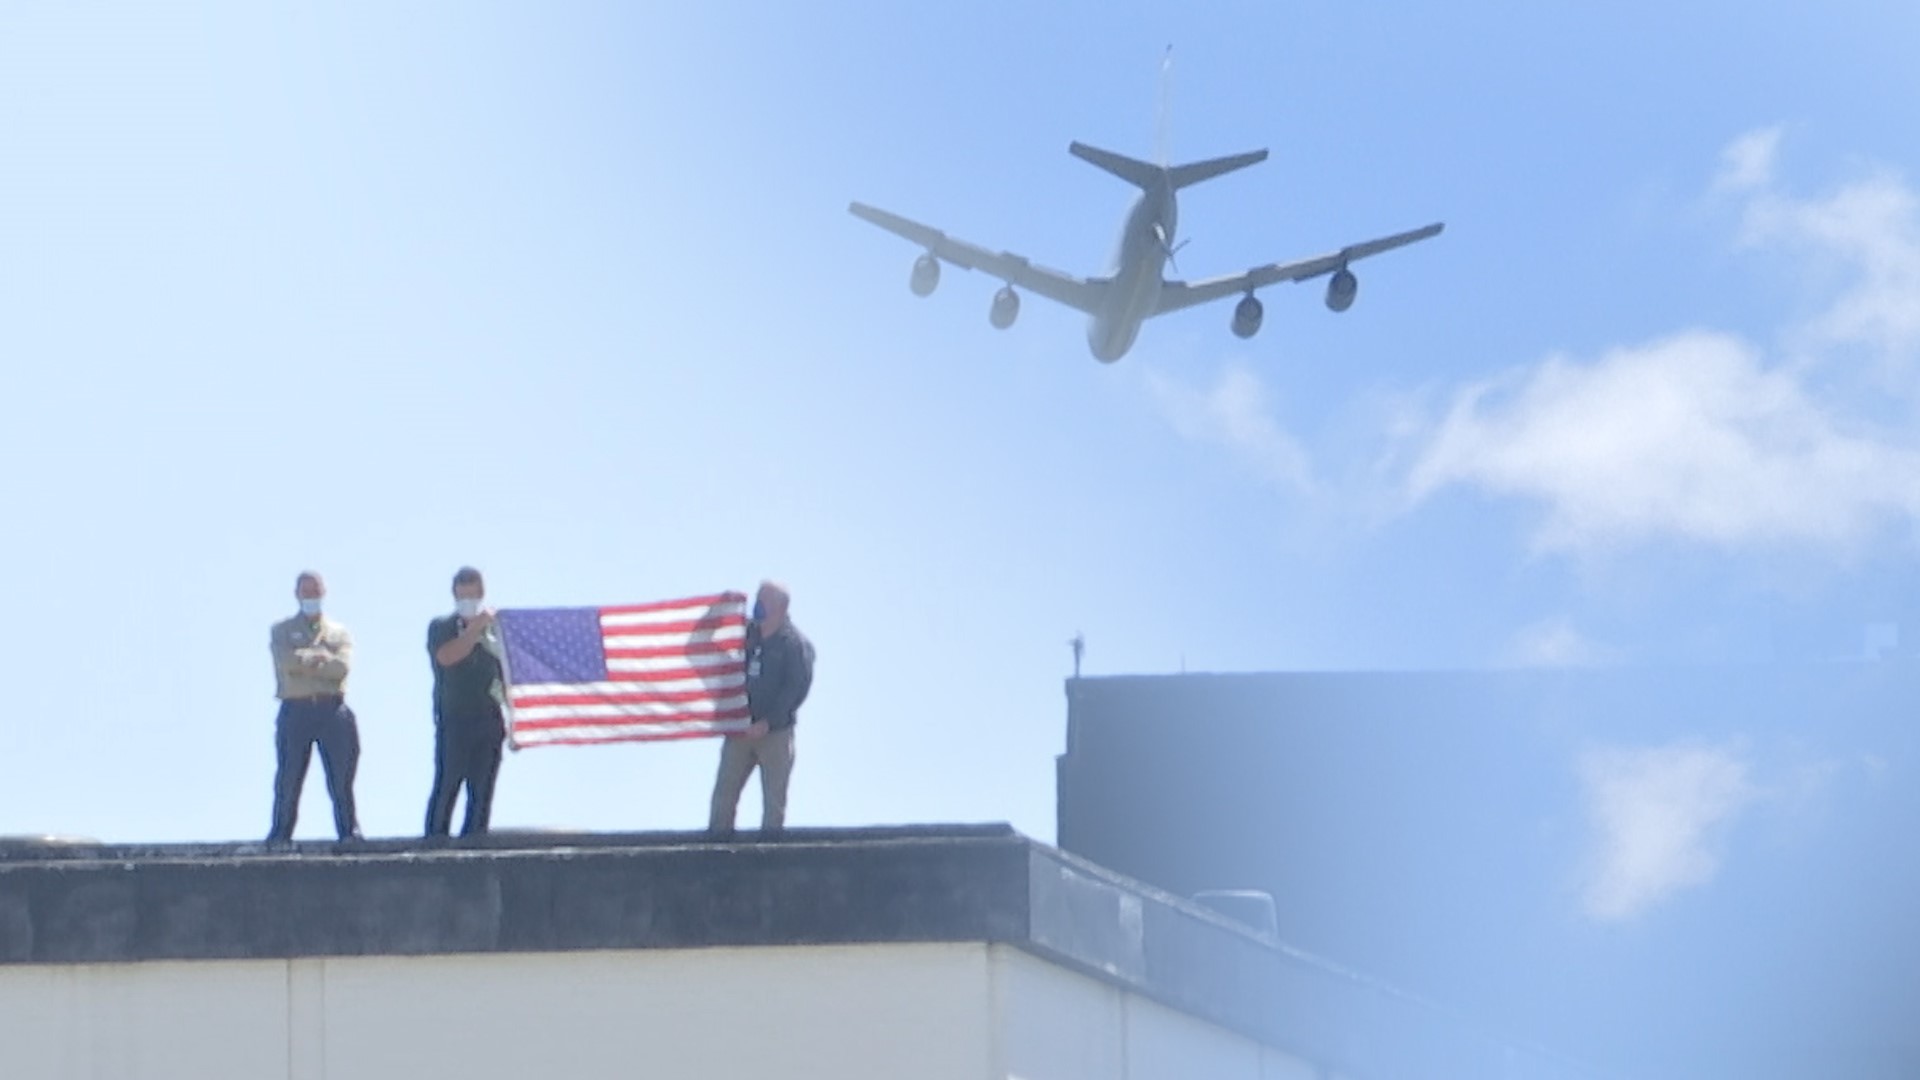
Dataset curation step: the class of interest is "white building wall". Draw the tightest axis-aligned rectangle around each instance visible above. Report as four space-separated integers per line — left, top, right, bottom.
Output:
1 959 291 1078
0 943 996 1080
990 946 1323 1080
0 943 1331 1080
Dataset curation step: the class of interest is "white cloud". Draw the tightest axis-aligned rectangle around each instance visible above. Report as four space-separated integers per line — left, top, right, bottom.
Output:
1714 126 1782 192
1407 130 1920 555
1408 330 1920 552
1579 742 1756 922
1503 616 1618 668
1149 364 1314 492
1738 167 1920 365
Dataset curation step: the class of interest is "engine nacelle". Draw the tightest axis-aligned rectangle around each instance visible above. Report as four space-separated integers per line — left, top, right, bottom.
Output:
910 254 940 297
1325 267 1357 313
1231 294 1264 339
990 286 1020 329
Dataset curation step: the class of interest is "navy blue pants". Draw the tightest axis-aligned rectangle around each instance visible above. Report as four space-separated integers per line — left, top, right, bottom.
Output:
269 697 361 841
425 711 504 837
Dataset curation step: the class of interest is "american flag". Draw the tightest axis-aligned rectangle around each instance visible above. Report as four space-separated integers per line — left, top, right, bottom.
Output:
496 591 752 748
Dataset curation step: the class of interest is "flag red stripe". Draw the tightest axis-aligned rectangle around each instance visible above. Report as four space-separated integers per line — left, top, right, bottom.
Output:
509 687 746 708
599 593 746 616
511 667 744 689
514 727 740 747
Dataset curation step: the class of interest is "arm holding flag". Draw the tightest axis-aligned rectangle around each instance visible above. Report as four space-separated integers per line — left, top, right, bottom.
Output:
748 629 814 735
434 609 496 667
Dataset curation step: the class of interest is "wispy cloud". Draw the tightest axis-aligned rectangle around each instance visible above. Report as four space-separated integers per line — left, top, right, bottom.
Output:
1148 363 1315 492
1713 126 1782 193
1737 161 1920 368
1407 329 1920 553
1579 742 1755 922
1407 130 1920 556
1503 616 1618 668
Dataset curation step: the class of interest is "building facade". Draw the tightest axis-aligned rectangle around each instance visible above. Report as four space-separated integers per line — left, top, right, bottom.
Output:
1 826 1586 1079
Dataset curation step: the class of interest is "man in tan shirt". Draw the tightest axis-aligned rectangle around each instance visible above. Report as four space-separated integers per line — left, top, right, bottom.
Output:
267 570 362 843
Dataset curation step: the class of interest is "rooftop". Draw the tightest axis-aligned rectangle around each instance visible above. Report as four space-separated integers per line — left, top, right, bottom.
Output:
0 824 1591 1080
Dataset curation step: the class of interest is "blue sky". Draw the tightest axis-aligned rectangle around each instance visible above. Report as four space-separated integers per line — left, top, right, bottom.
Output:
2 1 1917 867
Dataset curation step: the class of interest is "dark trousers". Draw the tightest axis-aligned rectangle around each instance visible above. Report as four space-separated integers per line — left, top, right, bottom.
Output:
425 711 504 837
269 697 361 841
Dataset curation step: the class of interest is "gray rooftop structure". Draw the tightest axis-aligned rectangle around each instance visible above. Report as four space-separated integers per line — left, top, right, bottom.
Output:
1057 664 1920 1080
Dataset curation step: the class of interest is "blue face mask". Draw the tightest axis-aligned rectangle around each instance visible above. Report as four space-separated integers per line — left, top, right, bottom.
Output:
751 599 766 621
298 598 322 617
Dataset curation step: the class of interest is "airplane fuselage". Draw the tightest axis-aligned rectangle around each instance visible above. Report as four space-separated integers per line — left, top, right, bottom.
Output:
1087 180 1176 362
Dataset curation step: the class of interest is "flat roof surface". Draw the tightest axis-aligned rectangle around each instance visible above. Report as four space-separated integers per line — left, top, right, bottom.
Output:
0 824 1593 1080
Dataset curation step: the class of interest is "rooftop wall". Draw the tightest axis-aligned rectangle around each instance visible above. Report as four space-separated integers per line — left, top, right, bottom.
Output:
0 826 1594 1079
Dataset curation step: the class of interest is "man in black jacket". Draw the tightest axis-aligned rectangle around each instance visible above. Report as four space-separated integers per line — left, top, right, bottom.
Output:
425 566 506 837
707 580 815 839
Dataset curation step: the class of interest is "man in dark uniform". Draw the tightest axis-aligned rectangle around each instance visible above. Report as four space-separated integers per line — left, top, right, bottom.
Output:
267 570 362 844
707 580 815 839
425 566 507 837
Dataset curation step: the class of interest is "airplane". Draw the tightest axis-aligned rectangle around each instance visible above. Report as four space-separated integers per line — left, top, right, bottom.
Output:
848 142 1443 364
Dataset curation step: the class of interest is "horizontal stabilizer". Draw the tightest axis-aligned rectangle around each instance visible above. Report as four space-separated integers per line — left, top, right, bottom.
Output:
1069 142 1162 190
1069 141 1268 192
1167 148 1268 191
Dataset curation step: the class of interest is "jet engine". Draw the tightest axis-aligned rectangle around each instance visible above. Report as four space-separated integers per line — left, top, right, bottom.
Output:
990 286 1020 329
1325 267 1357 313
1231 294 1264 339
910 254 941 297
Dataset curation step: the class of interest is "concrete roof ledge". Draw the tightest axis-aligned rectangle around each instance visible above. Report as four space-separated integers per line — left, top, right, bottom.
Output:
0 824 1584 1080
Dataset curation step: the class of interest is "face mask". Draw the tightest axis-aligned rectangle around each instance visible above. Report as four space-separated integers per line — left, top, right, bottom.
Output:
751 599 766 621
455 598 482 619
298 598 322 617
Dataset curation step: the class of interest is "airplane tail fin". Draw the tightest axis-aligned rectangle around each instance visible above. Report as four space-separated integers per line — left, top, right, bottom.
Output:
1154 44 1173 166
1070 141 1268 192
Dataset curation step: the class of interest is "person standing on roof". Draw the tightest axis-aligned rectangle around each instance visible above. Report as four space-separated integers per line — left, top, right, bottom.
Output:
425 566 507 838
707 581 815 839
267 570 362 844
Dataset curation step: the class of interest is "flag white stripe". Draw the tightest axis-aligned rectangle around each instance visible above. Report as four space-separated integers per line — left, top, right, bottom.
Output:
510 675 743 698
602 627 745 650
509 698 748 723
604 656 742 677
599 604 746 629
514 717 751 744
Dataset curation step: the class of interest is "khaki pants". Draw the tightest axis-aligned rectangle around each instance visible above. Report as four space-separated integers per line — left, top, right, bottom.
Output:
707 726 796 836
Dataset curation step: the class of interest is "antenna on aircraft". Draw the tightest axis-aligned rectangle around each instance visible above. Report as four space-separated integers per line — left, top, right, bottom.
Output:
1154 44 1173 167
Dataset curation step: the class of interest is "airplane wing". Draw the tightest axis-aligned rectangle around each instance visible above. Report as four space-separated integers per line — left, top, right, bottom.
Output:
1153 222 1444 316
848 201 1108 315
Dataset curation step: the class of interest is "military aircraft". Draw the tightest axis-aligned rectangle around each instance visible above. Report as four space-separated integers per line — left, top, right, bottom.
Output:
849 133 1442 363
